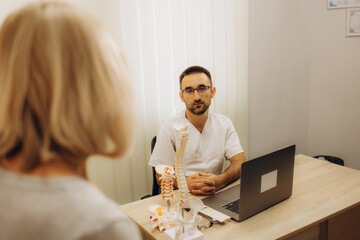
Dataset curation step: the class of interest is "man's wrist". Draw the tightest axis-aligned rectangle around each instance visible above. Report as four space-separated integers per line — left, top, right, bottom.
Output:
185 176 192 192
215 174 226 190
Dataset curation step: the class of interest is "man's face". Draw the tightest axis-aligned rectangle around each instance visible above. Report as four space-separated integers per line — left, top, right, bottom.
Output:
179 72 216 115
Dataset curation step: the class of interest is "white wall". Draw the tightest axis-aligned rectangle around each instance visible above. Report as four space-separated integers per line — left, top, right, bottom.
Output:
249 0 360 170
305 2 360 170
249 1 309 158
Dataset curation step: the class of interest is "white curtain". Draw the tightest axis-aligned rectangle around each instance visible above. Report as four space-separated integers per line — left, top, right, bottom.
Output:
0 0 248 205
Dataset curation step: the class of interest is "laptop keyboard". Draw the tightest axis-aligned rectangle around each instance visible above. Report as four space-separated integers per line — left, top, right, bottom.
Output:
222 199 240 214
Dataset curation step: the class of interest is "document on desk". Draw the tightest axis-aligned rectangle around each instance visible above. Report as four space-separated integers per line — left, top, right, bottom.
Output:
200 206 230 222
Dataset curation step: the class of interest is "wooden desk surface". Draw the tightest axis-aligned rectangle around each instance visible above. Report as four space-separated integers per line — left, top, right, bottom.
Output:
120 155 360 240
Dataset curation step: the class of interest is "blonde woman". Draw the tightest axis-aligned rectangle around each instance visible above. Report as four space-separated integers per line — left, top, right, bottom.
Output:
0 2 141 240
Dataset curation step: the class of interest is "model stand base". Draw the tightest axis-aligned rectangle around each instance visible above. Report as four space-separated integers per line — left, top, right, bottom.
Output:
164 227 204 240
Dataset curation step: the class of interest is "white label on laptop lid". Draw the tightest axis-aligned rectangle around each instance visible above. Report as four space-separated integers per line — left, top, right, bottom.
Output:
261 170 278 193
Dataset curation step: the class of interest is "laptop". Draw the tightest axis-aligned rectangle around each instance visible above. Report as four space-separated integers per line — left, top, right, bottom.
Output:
201 145 296 222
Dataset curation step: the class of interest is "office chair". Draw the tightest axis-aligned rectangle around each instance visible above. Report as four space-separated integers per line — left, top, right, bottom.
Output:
313 155 344 166
141 136 160 199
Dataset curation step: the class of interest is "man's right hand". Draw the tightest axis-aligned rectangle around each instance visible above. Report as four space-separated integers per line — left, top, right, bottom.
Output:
186 170 216 195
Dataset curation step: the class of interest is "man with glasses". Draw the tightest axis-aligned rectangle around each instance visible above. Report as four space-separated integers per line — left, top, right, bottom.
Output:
149 66 246 196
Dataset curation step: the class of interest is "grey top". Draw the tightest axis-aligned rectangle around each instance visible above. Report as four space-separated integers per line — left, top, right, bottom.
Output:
0 167 141 240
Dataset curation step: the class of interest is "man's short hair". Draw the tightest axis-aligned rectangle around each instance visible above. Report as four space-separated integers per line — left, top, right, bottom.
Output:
179 66 212 89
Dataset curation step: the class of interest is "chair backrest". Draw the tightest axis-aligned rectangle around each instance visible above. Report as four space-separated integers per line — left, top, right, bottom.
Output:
151 136 157 154
151 136 160 196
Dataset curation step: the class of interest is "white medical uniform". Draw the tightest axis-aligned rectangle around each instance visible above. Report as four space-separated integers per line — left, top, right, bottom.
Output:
149 110 243 176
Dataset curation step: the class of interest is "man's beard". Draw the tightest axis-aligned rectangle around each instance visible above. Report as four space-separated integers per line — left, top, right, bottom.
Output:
187 101 210 115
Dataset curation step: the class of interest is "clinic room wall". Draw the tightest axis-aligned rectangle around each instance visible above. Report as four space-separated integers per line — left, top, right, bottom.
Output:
249 0 360 170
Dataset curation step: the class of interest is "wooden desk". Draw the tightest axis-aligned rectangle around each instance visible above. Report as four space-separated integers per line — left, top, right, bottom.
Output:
121 155 360 240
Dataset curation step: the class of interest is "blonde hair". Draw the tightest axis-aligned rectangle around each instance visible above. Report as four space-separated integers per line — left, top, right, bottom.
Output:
0 1 134 171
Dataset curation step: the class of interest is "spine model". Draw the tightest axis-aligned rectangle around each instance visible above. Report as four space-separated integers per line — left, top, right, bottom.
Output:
155 165 175 201
174 125 189 206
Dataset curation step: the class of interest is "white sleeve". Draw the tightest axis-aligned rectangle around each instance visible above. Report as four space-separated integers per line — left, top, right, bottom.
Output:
148 124 177 168
224 118 244 159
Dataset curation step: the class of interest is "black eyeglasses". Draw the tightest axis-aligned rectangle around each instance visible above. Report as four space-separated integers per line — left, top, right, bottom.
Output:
181 85 211 95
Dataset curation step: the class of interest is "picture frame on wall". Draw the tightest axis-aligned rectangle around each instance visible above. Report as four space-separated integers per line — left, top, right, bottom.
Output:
328 0 360 9
347 8 360 36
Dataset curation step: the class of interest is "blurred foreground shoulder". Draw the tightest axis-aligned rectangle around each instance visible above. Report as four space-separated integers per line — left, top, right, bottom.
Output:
80 214 142 240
